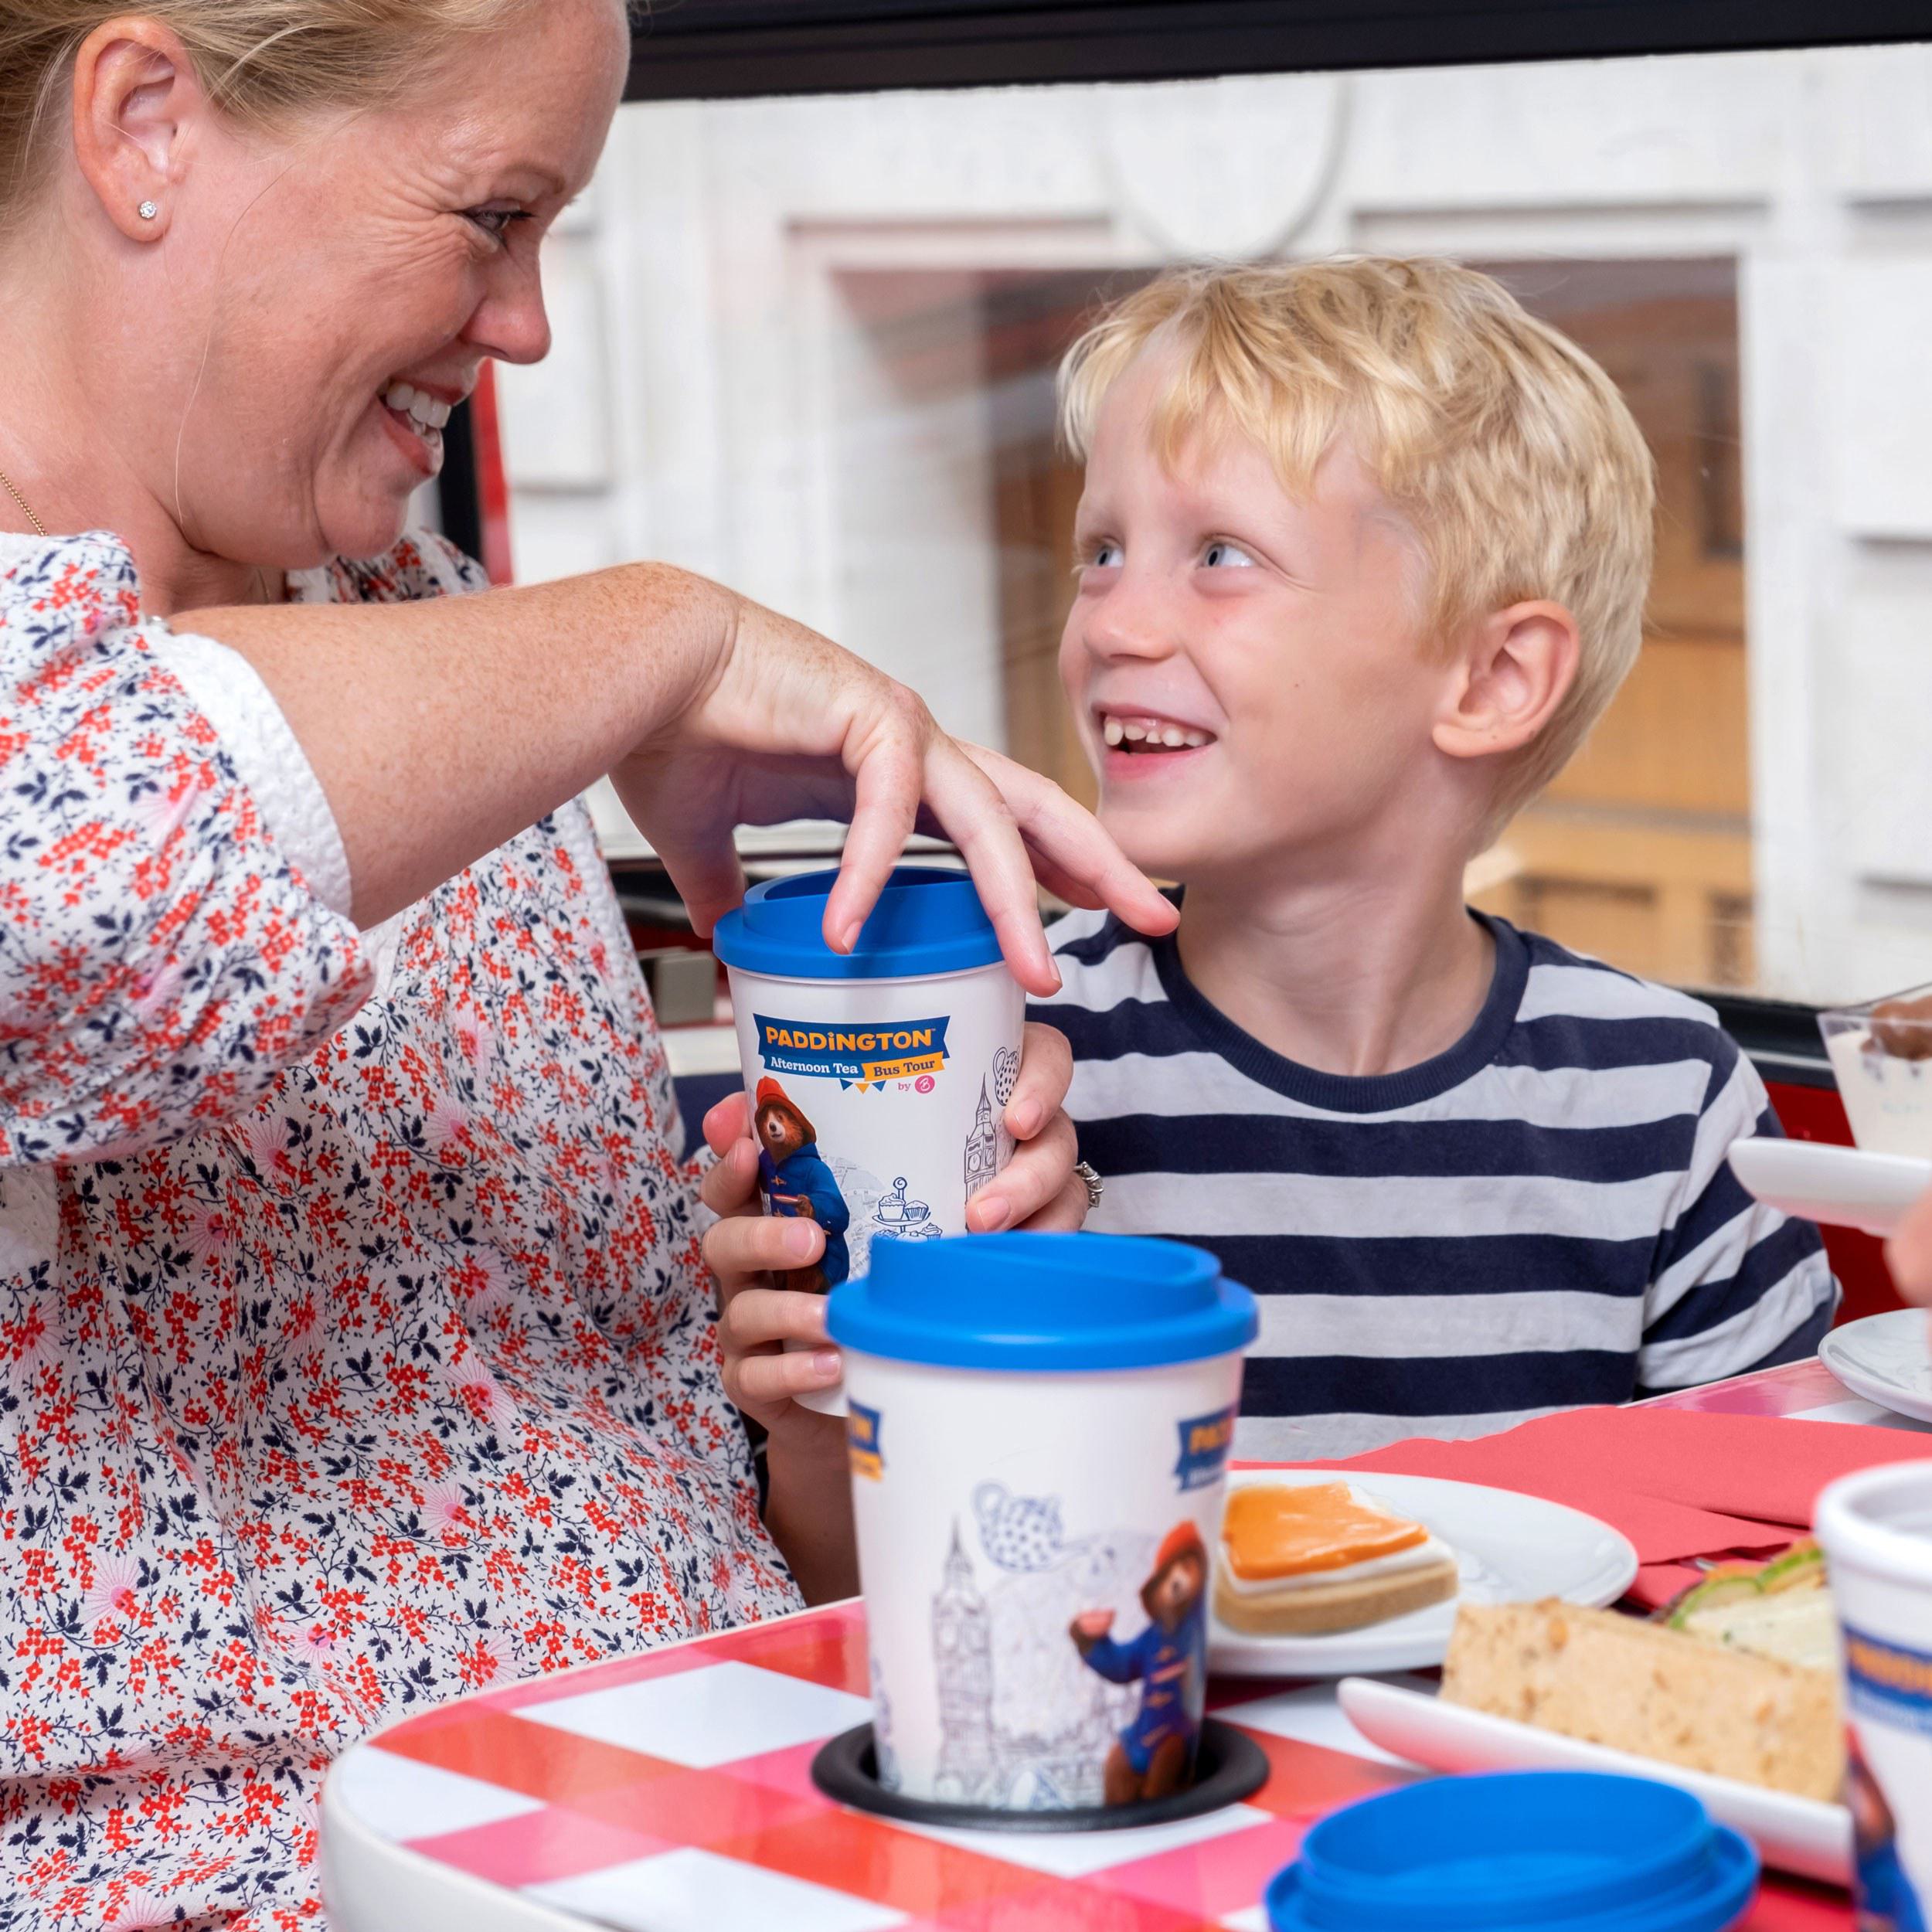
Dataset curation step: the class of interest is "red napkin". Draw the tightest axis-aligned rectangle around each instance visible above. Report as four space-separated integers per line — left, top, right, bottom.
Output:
1254 1404 1932 1608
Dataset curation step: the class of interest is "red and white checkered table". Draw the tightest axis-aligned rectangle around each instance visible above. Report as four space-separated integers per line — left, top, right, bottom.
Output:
321 1359 1929 1932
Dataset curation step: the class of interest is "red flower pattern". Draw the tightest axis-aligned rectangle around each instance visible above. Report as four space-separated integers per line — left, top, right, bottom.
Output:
0 531 798 1928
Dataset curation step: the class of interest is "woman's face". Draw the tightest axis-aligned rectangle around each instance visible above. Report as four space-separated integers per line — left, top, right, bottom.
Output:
146 0 628 568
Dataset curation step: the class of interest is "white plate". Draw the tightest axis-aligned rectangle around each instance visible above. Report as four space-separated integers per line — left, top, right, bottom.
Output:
1207 1470 1636 1677
1821 1307 1932 1425
1726 1135 1931 1238
1337 1675 1851 1886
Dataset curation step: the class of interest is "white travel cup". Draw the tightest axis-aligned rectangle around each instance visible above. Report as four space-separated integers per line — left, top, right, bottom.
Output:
1815 1460 1932 1931
827 1232 1257 1813
711 866 1026 1415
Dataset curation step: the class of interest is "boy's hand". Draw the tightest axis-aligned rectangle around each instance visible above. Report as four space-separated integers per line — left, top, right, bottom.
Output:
965 1022 1084 1233
702 1100 843 1435
702 1021 1088 1428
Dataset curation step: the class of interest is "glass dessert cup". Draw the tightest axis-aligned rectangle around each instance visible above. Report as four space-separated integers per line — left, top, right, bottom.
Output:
1820 981 1932 1160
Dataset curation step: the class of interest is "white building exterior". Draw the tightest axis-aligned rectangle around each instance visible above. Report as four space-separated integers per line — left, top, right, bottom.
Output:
498 46 1932 1005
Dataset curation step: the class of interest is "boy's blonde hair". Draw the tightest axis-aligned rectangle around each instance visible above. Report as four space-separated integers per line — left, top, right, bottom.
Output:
1059 258 1656 833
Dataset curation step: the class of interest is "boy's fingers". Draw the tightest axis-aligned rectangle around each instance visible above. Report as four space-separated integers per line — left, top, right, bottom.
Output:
966 1109 1077 1234
705 1213 824 1283
1020 1172 1091 1234
1005 1022 1073 1141
698 1134 761 1216
719 1286 832 1351
702 1092 751 1156
725 1346 843 1412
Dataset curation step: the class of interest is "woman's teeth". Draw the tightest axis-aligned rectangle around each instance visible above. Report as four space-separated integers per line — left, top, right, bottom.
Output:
382 381 453 437
1101 715 1213 752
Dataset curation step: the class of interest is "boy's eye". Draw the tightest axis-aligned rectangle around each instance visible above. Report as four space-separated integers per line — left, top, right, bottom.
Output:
1085 543 1123 570
1202 540 1257 569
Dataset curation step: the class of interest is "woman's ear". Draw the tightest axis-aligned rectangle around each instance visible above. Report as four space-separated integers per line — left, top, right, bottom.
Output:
1432 599 1582 764
70 19 206 242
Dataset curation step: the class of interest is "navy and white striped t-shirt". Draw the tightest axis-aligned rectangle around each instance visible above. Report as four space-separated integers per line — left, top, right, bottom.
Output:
1034 909 1839 1460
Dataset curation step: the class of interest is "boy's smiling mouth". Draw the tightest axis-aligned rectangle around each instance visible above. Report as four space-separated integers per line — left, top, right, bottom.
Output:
1097 710 1217 753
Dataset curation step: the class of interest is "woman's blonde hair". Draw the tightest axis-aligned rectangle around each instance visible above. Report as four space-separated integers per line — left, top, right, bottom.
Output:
0 1 544 223
1060 258 1657 837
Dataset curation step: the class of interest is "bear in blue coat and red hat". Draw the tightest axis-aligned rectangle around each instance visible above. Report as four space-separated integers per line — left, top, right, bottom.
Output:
753 1077 852 1296
1069 1521 1209 1806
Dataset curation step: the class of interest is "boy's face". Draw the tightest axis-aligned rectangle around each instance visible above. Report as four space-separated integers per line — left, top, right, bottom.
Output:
1060 345 1458 885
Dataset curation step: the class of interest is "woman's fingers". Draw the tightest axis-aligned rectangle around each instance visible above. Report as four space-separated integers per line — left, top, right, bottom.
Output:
960 743 1178 938
646 819 750 944
966 1107 1078 1233
824 705 923 954
1003 1021 1073 1142
919 739 1060 995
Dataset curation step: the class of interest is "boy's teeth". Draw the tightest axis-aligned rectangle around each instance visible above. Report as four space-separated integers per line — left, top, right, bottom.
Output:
1100 712 1213 752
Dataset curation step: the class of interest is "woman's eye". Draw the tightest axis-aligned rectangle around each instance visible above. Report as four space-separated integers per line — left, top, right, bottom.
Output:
466 206 531 244
1202 540 1257 569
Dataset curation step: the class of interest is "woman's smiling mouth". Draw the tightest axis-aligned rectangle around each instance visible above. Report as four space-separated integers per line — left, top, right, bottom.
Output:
377 380 456 474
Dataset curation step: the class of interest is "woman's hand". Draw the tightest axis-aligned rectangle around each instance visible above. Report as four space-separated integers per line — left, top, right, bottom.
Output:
614 591 1175 998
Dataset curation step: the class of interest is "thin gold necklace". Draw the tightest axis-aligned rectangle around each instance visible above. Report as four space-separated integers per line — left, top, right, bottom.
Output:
0 462 46 537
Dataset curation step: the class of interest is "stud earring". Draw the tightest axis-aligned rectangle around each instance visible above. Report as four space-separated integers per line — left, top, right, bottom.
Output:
138 201 158 221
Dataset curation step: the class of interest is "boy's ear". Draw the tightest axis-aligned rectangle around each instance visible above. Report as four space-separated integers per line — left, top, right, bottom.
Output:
1432 599 1581 764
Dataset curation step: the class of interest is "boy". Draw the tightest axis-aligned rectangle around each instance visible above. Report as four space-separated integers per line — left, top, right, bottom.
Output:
1039 258 1837 1458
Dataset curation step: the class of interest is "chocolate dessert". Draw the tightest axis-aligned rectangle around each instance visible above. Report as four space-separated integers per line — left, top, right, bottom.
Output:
1871 993 1932 1060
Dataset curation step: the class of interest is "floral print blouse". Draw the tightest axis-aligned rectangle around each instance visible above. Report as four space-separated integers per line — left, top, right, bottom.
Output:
0 529 799 1931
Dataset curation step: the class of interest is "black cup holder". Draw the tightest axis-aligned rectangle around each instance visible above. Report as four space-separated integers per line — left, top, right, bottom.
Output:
809 1717 1269 1834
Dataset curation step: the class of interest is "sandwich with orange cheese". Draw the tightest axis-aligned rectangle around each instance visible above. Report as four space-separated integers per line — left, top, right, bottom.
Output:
1213 1481 1461 1636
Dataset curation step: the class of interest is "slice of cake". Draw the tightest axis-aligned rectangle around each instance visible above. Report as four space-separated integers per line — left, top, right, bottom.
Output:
1214 1481 1459 1636
1441 1599 1843 1801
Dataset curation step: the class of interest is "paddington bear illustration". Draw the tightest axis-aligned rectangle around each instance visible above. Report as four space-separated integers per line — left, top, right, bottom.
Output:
753 1077 851 1295
1849 1738 1928 1932
1068 1520 1209 1806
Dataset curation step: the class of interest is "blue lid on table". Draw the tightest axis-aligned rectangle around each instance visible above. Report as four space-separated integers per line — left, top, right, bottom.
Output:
710 865 1003 981
1265 1770 1759 1931
826 1231 1258 1371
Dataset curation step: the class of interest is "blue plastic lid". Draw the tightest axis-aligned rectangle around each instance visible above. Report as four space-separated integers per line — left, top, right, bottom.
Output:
711 865 1003 981
825 1232 1257 1371
1266 1772 1759 1932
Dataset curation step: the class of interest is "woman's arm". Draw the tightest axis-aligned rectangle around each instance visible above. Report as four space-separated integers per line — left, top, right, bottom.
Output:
182 565 1175 992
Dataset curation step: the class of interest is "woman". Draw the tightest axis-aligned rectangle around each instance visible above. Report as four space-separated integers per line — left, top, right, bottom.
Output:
0 4 1175 1924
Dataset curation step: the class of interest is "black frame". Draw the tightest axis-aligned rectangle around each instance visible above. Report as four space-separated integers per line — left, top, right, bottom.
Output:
621 1 1932 102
